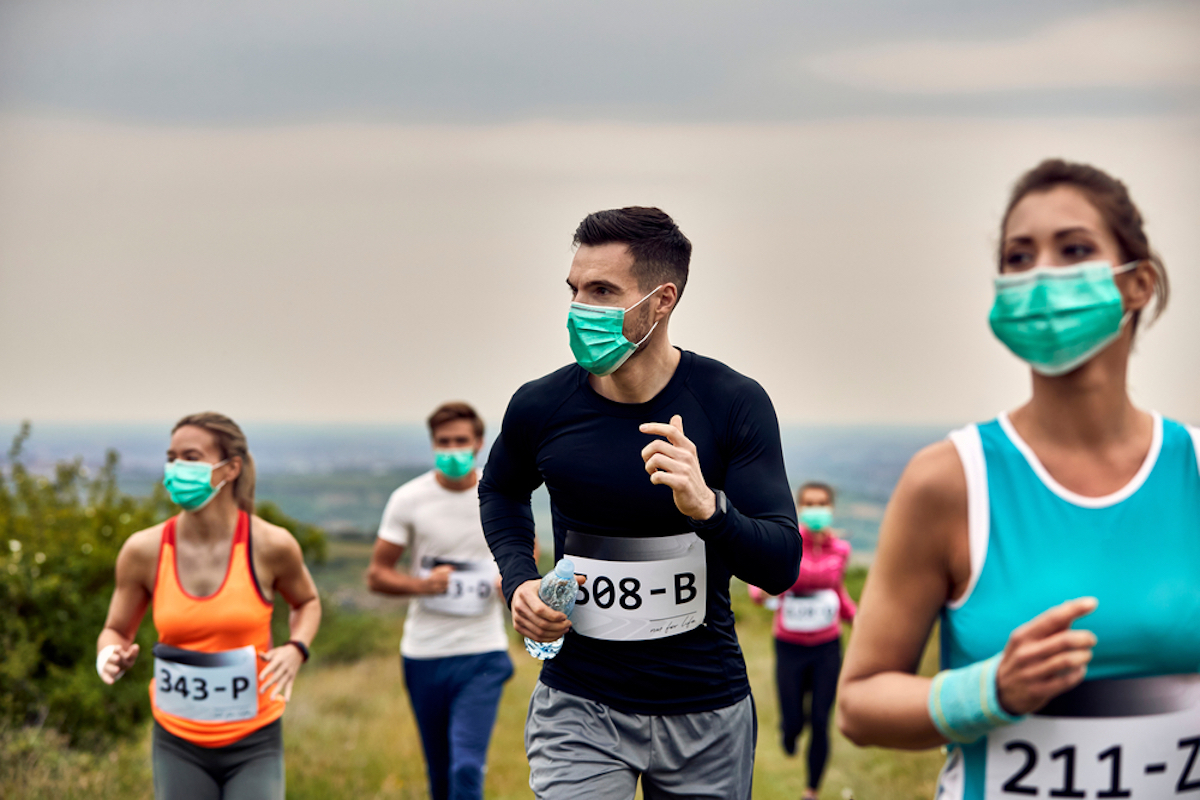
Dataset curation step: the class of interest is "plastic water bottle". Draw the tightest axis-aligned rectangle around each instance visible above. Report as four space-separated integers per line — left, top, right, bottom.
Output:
523 558 577 660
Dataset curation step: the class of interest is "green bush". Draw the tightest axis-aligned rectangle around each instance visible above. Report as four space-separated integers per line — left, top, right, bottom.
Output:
1 423 174 747
0 423 327 749
301 606 401 666
256 500 328 565
253 506 389 666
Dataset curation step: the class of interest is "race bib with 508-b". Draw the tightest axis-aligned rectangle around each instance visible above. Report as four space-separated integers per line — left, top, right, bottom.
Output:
565 530 706 642
417 557 498 617
152 643 259 722
985 674 1200 798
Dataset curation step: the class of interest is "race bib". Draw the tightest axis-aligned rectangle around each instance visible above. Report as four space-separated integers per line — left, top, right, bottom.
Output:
781 589 840 633
566 531 706 642
417 557 498 617
985 674 1200 798
153 644 258 722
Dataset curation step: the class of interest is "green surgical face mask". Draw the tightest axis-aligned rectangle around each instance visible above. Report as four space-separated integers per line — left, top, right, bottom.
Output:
989 261 1137 377
567 286 663 377
799 505 834 532
163 459 228 511
434 448 476 480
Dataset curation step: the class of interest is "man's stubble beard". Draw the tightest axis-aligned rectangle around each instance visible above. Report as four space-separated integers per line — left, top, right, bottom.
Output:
624 301 659 366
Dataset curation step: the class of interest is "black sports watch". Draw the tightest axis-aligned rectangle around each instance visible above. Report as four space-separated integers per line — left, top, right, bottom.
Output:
689 488 727 528
286 640 310 662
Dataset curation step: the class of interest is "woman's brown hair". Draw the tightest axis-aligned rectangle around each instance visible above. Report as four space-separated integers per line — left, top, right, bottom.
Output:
1000 159 1169 332
172 412 256 513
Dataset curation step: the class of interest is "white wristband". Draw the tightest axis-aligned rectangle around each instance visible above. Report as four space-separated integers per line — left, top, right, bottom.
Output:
96 644 124 682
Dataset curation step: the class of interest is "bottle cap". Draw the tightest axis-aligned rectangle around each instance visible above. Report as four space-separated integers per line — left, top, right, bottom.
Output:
554 558 575 580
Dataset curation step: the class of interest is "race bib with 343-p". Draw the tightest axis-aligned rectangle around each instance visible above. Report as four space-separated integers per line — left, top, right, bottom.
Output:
152 643 259 722
565 530 706 642
985 674 1200 798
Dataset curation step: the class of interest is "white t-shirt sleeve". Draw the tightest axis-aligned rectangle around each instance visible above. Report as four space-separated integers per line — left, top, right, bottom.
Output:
377 486 414 547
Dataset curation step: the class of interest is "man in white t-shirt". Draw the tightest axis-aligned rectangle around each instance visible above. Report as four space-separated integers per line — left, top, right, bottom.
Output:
367 402 513 800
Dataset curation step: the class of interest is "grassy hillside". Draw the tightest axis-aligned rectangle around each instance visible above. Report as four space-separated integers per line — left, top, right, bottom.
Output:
4 540 946 799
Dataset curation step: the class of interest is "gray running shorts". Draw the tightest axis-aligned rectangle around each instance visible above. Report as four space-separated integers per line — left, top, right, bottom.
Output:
525 681 756 800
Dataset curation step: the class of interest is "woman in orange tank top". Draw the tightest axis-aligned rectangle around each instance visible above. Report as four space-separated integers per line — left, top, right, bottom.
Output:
96 412 322 800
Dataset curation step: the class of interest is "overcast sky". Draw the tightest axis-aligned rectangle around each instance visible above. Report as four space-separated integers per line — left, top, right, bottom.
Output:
1 1 1197 427
2 1 1197 123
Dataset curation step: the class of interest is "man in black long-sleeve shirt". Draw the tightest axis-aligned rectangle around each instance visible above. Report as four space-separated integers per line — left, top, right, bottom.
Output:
480 206 800 799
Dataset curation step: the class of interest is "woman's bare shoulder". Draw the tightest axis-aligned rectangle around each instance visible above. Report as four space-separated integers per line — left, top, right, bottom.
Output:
116 522 167 580
896 439 967 512
249 515 304 561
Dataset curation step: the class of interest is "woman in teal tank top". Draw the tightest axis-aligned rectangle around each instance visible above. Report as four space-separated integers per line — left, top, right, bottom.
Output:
837 159 1200 800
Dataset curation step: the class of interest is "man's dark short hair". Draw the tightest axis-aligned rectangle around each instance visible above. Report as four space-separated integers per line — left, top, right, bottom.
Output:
573 207 692 302
427 401 484 439
798 481 836 505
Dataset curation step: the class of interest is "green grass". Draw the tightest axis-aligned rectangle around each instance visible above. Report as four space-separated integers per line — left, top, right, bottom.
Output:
3 552 947 799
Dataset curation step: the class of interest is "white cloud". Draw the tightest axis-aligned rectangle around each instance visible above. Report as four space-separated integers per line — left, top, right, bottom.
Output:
808 4 1200 94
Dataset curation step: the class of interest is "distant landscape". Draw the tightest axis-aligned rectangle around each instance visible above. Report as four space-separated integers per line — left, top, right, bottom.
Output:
2 421 949 553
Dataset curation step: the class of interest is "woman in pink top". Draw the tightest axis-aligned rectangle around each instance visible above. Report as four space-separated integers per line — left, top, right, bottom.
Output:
750 481 856 800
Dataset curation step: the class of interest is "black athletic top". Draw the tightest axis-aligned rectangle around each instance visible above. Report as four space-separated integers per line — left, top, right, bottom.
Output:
480 349 800 714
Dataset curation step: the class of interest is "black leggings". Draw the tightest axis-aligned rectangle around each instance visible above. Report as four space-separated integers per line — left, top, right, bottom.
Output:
775 637 841 791
152 719 284 800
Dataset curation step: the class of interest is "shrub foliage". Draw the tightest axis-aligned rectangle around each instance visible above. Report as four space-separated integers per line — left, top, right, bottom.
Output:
1 423 326 747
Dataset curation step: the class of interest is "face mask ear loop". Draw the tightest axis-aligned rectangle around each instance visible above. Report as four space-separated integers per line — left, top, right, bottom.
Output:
632 320 659 348
198 459 231 511
1112 261 1153 323
625 284 665 313
625 285 665 349
189 480 227 512
1139 259 1166 323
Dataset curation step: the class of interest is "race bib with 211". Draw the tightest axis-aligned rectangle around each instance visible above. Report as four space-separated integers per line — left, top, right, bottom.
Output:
985 674 1200 798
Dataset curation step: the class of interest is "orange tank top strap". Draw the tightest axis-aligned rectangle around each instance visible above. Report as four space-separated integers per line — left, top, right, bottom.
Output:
150 510 285 748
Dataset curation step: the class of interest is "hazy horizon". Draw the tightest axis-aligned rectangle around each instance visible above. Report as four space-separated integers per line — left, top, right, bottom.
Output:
2 418 937 549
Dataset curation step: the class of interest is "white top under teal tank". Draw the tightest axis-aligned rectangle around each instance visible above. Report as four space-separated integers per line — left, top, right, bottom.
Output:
935 413 1200 800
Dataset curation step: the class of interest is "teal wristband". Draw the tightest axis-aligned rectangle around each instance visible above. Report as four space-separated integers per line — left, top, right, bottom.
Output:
928 653 1023 744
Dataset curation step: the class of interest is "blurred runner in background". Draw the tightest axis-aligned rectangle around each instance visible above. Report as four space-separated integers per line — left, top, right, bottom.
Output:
750 480 855 800
367 402 512 800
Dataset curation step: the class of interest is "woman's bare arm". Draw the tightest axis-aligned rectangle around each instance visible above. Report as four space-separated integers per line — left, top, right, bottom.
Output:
256 519 322 701
837 440 966 749
838 438 1099 749
96 526 161 683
